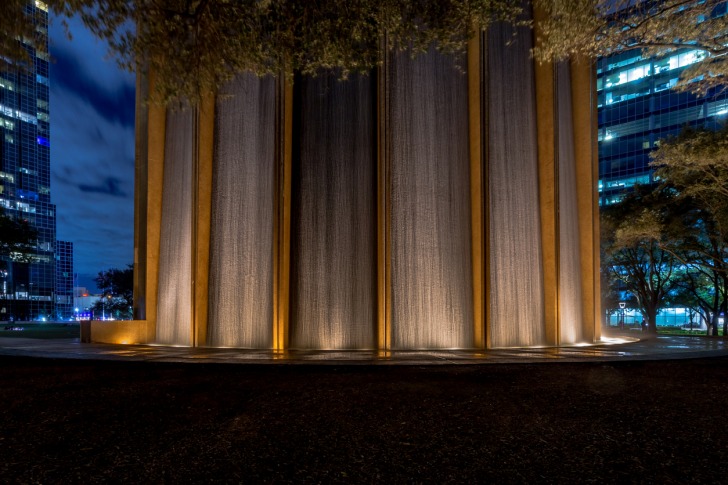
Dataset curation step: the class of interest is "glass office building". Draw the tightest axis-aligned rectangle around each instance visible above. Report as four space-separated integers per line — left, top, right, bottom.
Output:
0 1 72 321
55 240 74 319
598 45 728 206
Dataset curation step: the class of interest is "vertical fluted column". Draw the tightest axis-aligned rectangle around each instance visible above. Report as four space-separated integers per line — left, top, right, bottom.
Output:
144 72 166 343
533 7 560 347
133 70 148 322
193 93 215 346
273 78 293 351
571 56 600 342
468 31 487 349
377 37 392 353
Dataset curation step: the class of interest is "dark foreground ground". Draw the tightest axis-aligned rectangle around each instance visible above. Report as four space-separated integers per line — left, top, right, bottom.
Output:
1 356 727 483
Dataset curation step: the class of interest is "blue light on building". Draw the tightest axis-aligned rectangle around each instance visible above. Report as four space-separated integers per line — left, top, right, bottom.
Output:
0 2 73 321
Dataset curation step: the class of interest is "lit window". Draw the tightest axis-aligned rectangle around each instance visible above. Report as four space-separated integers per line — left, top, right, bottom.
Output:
0 78 15 91
0 104 37 125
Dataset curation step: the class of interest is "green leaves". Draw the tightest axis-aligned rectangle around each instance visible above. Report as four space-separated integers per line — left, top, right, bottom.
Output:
533 0 728 95
3 0 524 104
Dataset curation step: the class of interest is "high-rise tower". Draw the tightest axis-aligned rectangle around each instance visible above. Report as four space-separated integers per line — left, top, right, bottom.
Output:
598 42 728 205
0 1 72 321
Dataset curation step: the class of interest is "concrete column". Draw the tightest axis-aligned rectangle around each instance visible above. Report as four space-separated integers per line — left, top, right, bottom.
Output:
468 31 487 349
133 70 148 321
534 8 560 347
273 78 293 351
193 93 215 346
571 56 601 342
377 38 392 353
144 71 166 343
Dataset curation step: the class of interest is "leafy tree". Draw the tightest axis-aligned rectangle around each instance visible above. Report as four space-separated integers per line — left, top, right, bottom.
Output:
92 265 133 320
91 295 132 320
6 1 726 101
650 124 728 335
2 0 525 104
94 265 133 306
652 125 728 227
534 0 728 96
602 185 683 334
0 208 37 263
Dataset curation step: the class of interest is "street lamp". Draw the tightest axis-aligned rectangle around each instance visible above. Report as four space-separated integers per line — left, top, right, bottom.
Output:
619 301 626 330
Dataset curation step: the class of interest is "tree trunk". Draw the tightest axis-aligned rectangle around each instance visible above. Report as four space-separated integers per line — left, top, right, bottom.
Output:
712 315 720 336
643 309 659 336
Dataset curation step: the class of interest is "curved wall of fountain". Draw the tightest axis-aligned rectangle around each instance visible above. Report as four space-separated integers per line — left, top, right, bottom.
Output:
143 18 598 350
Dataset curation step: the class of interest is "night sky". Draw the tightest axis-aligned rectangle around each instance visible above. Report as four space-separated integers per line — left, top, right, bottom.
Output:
49 15 135 291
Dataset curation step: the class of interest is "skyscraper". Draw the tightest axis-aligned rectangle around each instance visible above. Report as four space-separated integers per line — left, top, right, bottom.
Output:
0 1 72 321
597 44 728 206
55 240 73 318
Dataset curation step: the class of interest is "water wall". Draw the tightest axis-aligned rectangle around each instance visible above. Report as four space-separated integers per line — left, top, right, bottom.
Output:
388 49 474 349
156 107 194 345
146 22 596 350
207 74 275 348
289 73 377 349
487 22 546 347
556 62 585 344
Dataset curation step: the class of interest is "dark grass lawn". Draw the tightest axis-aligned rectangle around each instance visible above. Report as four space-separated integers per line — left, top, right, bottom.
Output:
0 323 80 339
1 356 727 483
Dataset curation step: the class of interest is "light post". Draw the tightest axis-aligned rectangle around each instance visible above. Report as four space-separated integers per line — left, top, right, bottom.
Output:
619 301 626 330
102 294 111 320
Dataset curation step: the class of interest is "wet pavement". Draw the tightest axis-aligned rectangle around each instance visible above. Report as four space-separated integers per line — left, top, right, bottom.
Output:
0 332 726 364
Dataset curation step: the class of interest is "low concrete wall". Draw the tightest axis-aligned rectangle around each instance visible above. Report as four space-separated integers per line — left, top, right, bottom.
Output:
81 320 152 345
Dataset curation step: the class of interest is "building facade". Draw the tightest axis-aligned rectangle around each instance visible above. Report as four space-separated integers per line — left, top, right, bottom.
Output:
597 46 728 206
55 240 74 319
0 1 72 321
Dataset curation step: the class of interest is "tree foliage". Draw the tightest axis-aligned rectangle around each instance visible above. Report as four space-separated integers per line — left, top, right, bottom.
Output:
602 124 728 335
4 1 726 102
602 185 683 334
94 264 133 306
649 124 728 334
652 124 728 226
92 265 133 320
2 0 524 104
533 0 728 96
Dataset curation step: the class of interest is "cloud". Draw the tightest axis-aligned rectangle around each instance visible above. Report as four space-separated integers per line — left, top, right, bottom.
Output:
51 44 135 128
78 177 128 197
49 14 135 278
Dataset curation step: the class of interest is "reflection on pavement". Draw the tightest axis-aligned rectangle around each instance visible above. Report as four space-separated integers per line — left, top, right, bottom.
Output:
0 334 725 365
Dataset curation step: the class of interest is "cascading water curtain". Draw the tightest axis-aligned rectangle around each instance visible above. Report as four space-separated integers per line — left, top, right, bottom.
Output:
488 19 546 348
207 73 275 348
156 107 194 346
289 73 377 350
389 48 474 349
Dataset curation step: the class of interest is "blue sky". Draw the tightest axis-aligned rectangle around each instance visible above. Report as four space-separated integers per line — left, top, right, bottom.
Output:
49 15 135 290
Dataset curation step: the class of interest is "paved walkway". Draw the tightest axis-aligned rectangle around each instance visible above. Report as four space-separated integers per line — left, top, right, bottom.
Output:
0 332 726 364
